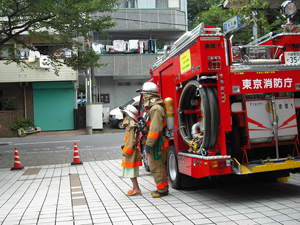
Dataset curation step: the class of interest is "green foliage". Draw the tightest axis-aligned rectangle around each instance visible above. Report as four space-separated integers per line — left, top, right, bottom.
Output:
0 97 18 110
156 39 165 49
0 0 119 73
78 85 86 94
11 123 19 130
228 0 288 37
11 118 34 130
194 4 232 29
187 0 221 28
190 0 291 45
64 49 107 71
190 1 252 45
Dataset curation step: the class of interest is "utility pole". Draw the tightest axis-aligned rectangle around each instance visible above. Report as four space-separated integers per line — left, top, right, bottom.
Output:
252 11 258 41
85 37 93 135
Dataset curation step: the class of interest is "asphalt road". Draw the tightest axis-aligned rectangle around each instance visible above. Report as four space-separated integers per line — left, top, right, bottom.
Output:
0 128 125 168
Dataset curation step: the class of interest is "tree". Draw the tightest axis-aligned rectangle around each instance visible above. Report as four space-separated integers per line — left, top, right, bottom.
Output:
228 0 288 37
194 4 232 28
0 0 119 75
187 0 221 29
195 3 253 45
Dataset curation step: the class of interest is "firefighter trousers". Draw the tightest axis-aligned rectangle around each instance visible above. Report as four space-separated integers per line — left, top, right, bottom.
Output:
149 146 169 193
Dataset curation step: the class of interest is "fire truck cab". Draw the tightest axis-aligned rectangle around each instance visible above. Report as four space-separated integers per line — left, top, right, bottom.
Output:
140 1 300 189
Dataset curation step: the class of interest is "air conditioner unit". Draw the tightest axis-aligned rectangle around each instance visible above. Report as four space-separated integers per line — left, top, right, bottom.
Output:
39 55 51 68
103 107 110 124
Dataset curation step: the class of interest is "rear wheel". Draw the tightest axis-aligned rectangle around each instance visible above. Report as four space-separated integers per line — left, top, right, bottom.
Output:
167 145 182 189
117 120 125 129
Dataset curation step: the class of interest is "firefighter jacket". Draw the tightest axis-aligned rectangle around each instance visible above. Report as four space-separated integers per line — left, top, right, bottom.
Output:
144 94 167 148
144 93 169 192
121 115 142 168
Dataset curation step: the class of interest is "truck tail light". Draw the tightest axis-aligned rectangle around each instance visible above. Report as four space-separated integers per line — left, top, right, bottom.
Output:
210 160 230 168
208 56 221 70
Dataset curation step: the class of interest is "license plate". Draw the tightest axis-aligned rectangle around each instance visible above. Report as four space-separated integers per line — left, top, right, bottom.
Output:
285 52 300 65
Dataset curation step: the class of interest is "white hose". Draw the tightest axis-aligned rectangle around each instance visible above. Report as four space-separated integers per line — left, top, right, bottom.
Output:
191 122 201 138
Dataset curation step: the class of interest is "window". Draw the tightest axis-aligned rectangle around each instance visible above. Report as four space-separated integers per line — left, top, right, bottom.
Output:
33 44 72 58
156 0 180 8
122 0 137 8
169 0 180 8
137 0 155 8
0 45 14 59
156 0 167 8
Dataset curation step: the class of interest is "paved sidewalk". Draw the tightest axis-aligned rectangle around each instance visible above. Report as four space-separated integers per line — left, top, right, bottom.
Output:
1 159 300 225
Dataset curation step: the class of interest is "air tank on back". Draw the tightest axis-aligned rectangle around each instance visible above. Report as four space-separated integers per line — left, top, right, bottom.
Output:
164 97 175 130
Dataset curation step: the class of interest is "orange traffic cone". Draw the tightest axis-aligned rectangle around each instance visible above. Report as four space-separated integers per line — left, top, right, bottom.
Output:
71 142 83 165
11 147 24 170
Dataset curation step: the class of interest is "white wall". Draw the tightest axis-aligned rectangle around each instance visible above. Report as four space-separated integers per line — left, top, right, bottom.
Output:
0 60 76 83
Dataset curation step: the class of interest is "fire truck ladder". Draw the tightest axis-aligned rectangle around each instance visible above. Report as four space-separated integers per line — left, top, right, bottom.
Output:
152 22 222 71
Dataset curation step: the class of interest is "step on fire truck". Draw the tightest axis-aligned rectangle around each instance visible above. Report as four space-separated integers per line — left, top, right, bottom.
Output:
140 1 300 189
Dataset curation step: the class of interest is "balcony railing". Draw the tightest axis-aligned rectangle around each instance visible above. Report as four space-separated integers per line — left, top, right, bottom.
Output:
0 58 76 83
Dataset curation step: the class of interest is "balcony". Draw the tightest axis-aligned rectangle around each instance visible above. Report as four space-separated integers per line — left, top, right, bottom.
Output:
0 59 76 83
94 8 187 40
93 54 159 79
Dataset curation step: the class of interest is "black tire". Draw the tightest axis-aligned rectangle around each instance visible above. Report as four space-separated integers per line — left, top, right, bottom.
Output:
167 145 182 189
178 80 211 151
117 120 125 129
142 145 150 172
206 86 219 148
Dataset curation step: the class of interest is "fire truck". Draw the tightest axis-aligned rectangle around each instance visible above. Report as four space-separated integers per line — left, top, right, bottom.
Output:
139 1 300 189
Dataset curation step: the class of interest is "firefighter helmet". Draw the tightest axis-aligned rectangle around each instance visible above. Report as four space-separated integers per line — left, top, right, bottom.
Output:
122 105 138 121
140 82 159 95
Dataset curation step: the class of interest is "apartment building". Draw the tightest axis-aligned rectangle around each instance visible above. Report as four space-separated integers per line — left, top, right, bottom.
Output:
80 0 188 110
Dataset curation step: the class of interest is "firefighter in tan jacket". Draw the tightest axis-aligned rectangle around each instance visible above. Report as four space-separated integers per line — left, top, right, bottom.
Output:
141 82 170 198
121 105 142 196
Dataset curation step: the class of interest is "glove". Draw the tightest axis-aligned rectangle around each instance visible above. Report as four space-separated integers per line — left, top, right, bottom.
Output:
121 145 124 150
145 145 153 154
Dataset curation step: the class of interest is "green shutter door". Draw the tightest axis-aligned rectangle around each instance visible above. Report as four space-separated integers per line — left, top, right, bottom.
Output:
33 82 75 131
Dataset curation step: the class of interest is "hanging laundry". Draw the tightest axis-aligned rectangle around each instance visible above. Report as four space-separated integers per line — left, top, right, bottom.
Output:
29 50 35 56
34 51 41 59
92 43 101 54
63 49 72 58
154 39 157 53
113 40 125 52
100 44 107 53
144 41 148 52
148 39 151 53
139 41 144 54
109 46 115 53
129 40 139 50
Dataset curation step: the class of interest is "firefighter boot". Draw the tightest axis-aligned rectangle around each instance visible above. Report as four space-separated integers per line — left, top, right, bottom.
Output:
151 190 169 195
152 190 169 198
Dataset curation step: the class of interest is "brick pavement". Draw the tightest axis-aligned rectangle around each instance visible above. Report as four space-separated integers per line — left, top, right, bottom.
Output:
1 128 300 224
1 159 300 224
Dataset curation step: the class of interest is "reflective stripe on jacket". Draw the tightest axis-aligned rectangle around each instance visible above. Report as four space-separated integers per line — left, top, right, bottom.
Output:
121 116 142 168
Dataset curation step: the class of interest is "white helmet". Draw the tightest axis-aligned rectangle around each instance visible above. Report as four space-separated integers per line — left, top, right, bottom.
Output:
140 82 159 95
122 105 138 121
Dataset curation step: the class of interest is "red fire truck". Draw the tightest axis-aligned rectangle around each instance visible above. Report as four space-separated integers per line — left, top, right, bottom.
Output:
138 2 300 189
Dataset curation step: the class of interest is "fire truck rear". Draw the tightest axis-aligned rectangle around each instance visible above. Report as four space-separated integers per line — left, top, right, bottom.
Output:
147 2 300 189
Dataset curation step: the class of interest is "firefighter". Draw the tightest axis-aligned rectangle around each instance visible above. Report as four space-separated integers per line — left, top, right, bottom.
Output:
141 82 170 198
121 105 143 196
